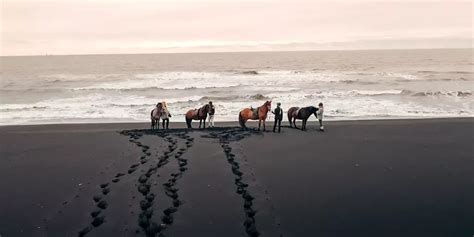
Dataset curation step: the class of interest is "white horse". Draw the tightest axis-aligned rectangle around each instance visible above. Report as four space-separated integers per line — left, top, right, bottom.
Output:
150 102 172 130
150 104 163 130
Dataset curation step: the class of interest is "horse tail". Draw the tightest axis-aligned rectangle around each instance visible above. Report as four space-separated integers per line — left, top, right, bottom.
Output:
185 115 192 128
239 111 246 128
288 110 292 126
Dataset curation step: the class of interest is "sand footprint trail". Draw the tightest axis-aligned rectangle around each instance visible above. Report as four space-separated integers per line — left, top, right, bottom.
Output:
202 129 263 237
72 127 280 237
77 131 182 236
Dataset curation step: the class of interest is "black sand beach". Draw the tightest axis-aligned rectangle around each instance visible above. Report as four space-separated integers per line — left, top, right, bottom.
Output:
0 118 473 237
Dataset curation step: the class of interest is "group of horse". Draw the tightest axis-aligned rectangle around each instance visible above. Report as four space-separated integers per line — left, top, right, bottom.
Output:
150 101 323 131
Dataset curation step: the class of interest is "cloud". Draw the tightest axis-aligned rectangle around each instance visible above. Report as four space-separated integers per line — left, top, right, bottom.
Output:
1 0 472 55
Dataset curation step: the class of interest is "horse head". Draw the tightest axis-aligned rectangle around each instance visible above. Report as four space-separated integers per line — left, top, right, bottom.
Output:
264 101 272 111
203 103 211 113
310 106 319 118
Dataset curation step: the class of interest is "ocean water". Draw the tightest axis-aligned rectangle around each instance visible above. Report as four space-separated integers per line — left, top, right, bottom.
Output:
1 49 473 125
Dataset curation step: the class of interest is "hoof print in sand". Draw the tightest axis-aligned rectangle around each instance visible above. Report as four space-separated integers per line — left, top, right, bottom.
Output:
92 195 102 203
78 227 92 237
101 187 110 195
97 200 108 209
90 209 101 218
91 216 105 227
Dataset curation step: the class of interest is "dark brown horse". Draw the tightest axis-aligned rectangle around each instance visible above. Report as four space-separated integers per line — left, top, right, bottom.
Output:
185 104 211 128
287 106 319 130
238 101 272 131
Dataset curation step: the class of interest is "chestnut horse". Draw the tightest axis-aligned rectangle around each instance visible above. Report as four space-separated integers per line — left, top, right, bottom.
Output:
238 101 271 131
185 104 211 128
287 106 319 131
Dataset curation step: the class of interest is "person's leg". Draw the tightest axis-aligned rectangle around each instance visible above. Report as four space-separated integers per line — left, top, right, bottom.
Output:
278 119 281 133
273 119 277 132
211 115 214 127
319 119 323 130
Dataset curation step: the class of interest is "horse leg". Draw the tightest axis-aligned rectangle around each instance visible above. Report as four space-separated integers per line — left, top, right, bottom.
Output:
288 115 292 127
293 118 298 129
186 117 192 128
302 119 307 131
258 119 261 131
263 119 266 131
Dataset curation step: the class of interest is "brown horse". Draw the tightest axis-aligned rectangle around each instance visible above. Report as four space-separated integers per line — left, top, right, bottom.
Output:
185 104 211 128
238 101 272 131
150 103 163 130
287 106 319 130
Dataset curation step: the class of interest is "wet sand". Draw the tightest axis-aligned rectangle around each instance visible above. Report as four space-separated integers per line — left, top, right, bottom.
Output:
0 118 473 237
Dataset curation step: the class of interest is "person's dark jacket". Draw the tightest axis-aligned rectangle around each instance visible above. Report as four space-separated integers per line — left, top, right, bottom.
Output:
273 107 283 120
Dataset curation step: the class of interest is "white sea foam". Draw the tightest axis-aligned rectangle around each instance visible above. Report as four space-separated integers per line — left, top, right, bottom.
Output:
1 50 473 125
2 89 472 125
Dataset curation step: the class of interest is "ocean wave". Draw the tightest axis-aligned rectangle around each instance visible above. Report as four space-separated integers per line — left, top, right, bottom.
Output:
199 93 270 102
351 89 472 97
287 90 473 98
417 70 473 74
402 90 472 97
424 77 471 82
337 79 378 85
351 90 403 96
0 106 50 112
41 73 124 82
448 71 473 74
2 91 473 125
72 85 242 92
69 70 438 93
238 70 259 75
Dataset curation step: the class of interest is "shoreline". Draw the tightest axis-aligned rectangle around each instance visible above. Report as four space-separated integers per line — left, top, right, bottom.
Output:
1 116 473 129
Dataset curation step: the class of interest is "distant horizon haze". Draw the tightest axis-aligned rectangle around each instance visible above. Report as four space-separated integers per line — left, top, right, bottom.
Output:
1 0 472 56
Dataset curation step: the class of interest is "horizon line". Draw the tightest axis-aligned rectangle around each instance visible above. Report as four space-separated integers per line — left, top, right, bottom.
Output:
1 47 472 57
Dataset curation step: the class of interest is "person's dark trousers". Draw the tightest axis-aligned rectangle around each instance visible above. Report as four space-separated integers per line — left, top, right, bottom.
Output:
273 118 282 133
162 119 169 129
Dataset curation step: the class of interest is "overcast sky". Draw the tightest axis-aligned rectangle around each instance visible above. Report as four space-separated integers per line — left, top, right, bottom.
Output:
1 0 472 55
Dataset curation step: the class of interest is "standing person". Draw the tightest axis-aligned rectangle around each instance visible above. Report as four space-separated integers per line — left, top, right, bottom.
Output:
161 101 171 129
272 102 283 133
316 102 324 131
208 101 215 128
